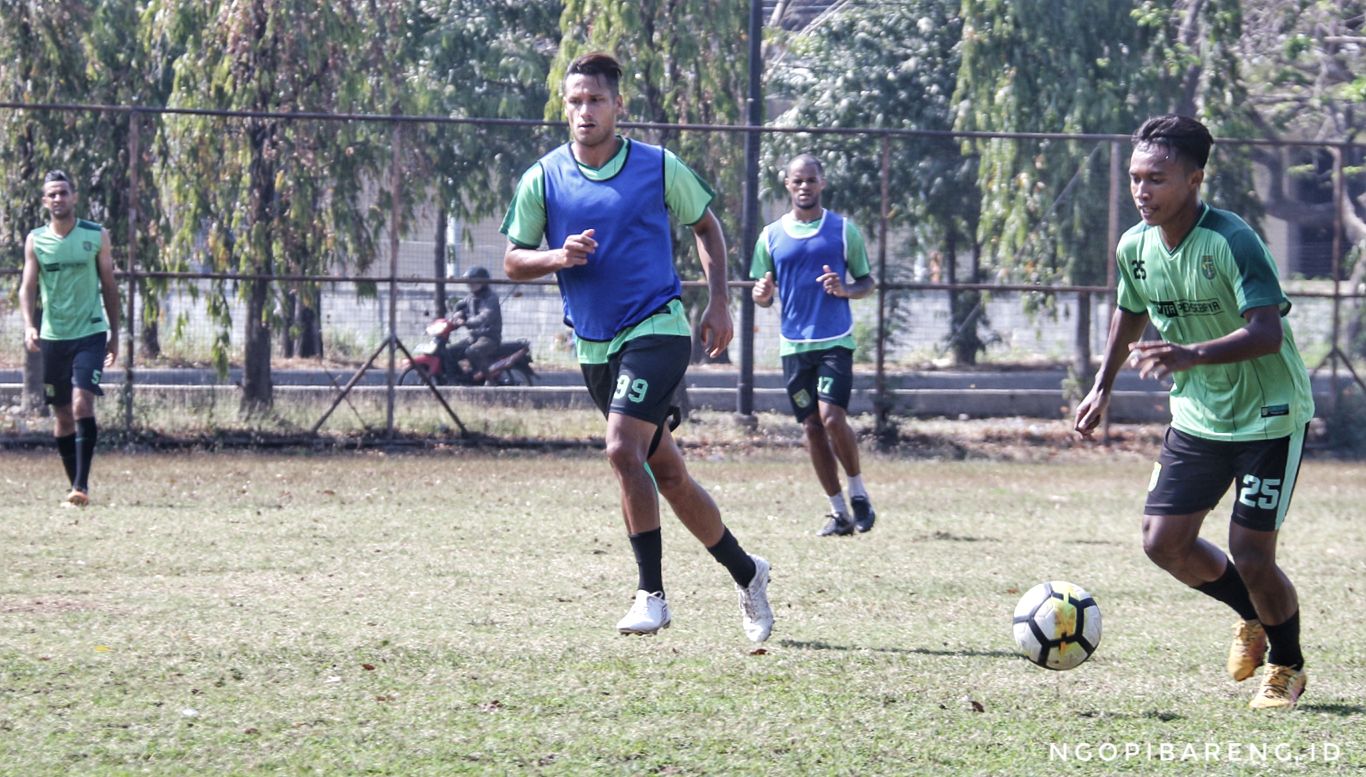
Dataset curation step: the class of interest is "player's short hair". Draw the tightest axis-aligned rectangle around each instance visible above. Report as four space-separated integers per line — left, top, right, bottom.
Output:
565 52 623 96
1132 115 1213 170
785 153 824 178
43 170 74 190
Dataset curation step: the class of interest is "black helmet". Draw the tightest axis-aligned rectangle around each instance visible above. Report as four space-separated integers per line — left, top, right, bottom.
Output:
464 266 490 280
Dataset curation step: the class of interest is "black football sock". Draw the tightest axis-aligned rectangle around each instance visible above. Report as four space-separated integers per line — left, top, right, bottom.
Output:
1264 611 1304 670
56 433 78 486
1194 560 1259 621
628 528 664 596
73 416 98 493
706 527 757 587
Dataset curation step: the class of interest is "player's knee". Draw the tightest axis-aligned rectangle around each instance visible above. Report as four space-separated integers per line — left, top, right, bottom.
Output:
1141 526 1188 569
1229 544 1276 585
604 435 647 474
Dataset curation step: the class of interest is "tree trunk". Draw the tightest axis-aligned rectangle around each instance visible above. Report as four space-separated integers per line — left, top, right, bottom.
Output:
140 288 161 359
241 277 274 415
1074 291 1093 383
298 283 322 359
279 288 297 358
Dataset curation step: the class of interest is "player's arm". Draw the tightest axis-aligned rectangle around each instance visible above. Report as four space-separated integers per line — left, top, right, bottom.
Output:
691 207 733 357
1074 306 1149 438
19 234 41 352
1129 304 1282 381
97 229 120 367
504 232 596 281
750 232 775 308
820 219 874 299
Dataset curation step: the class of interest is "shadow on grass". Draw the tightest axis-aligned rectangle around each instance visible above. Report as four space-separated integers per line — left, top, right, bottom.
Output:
778 639 1018 659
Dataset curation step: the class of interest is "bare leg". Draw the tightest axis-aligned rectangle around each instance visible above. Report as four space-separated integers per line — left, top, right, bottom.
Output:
818 402 861 478
802 414 842 497
1142 511 1227 586
1229 524 1298 626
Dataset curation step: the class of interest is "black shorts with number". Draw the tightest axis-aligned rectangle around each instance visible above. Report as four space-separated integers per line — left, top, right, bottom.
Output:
781 346 854 423
1145 425 1308 532
581 334 689 430
40 332 108 406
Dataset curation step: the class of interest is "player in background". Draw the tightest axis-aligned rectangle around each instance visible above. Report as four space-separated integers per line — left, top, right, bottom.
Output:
501 52 773 642
1075 115 1314 709
751 154 877 537
20 170 121 507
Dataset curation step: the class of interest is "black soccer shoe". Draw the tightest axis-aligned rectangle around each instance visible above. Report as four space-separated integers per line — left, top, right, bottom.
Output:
817 512 855 537
851 496 876 533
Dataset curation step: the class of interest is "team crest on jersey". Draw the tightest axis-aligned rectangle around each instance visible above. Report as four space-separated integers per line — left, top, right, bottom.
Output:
1200 255 1216 280
793 388 812 409
83 241 95 252
1130 257 1146 280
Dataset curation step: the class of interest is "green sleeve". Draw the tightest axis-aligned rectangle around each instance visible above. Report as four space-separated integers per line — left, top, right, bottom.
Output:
845 220 871 278
750 225 774 279
663 149 716 226
499 164 547 249
1226 228 1289 315
1114 238 1146 314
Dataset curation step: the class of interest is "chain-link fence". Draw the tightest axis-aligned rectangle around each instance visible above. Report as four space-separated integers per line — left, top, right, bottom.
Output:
2 103 1362 444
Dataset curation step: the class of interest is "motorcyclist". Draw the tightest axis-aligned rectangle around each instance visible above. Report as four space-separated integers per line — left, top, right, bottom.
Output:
448 265 502 382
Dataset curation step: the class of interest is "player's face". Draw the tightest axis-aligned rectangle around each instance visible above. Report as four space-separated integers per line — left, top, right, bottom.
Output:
41 181 76 220
1129 145 1202 228
563 74 621 150
784 162 824 212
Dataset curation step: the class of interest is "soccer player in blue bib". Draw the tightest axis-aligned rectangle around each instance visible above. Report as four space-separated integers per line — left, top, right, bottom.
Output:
20 170 121 508
1075 116 1314 709
751 154 877 537
501 52 773 642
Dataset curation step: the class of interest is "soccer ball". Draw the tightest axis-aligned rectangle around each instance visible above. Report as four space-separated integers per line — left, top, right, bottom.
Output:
1012 580 1102 670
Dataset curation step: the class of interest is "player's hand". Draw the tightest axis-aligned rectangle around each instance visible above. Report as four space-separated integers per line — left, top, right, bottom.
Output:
23 326 40 353
104 338 118 368
818 264 845 297
752 272 775 305
558 228 596 269
1073 386 1109 439
1128 340 1195 381
699 300 733 359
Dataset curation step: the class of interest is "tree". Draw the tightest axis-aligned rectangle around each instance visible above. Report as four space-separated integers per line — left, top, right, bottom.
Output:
391 0 561 315
954 0 1255 379
764 1 982 363
147 0 385 414
550 0 750 362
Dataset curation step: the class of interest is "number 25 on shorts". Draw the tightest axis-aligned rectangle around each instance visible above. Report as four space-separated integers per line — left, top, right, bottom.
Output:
1238 475 1281 510
614 375 649 404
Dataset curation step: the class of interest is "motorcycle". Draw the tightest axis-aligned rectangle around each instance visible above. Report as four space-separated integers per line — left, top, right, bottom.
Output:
399 317 536 387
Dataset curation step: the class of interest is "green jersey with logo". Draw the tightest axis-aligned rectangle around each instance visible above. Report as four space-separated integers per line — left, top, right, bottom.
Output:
31 220 108 341
1115 203 1314 441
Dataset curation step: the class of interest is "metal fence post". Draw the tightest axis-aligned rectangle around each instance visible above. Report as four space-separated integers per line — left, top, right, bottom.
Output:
735 0 763 421
124 108 140 434
386 123 402 438
874 133 891 439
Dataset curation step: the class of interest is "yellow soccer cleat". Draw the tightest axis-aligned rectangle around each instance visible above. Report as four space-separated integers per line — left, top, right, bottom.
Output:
1227 619 1267 682
1249 664 1306 710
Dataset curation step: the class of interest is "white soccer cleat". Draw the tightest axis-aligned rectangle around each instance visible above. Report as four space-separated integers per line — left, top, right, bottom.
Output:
617 590 671 635
737 555 774 643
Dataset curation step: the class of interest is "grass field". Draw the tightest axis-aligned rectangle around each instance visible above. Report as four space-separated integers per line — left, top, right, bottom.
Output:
1 439 1363 775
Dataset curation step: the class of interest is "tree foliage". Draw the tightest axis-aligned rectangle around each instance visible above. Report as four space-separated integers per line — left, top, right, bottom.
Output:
764 1 983 362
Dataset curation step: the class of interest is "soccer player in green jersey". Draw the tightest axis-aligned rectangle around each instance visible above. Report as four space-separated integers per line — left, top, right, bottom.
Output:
751 154 877 537
1075 116 1313 709
20 170 121 508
